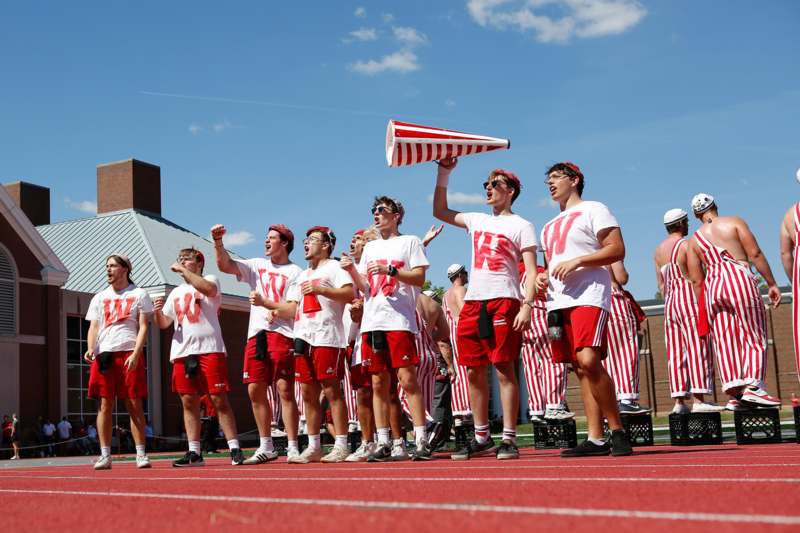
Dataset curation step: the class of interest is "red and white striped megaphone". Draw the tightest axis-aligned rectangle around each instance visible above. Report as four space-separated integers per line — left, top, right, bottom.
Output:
385 120 510 167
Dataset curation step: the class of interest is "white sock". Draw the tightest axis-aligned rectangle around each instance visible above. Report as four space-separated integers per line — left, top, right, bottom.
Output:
188 441 201 454
308 434 321 450
335 435 347 449
100 446 111 458
227 439 240 451
377 428 391 446
135 444 146 457
588 437 606 446
287 440 299 452
414 425 426 447
259 437 274 453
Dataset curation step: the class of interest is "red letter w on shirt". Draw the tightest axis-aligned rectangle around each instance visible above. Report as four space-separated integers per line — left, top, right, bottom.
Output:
368 260 405 297
473 231 515 272
544 212 581 262
102 297 136 327
174 292 203 324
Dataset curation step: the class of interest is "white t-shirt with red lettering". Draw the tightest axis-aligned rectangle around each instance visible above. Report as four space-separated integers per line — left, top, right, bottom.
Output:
540 201 618 311
234 258 302 339
358 235 429 334
286 259 353 348
162 276 226 361
461 212 538 301
86 284 154 353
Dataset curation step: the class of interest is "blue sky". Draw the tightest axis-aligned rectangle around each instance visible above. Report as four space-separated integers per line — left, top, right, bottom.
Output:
1 1 798 299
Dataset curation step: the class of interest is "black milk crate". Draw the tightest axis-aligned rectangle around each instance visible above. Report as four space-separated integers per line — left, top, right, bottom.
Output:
454 423 474 449
605 413 654 446
533 419 578 449
668 412 723 446
734 408 782 444
794 406 800 444
347 430 362 453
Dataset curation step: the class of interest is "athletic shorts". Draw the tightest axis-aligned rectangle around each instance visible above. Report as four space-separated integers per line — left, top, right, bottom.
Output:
549 306 609 365
172 353 230 395
456 298 522 367
87 351 148 400
360 331 420 373
242 332 295 384
294 346 345 384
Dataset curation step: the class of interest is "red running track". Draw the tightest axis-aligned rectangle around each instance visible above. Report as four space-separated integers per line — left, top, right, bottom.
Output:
2 444 800 532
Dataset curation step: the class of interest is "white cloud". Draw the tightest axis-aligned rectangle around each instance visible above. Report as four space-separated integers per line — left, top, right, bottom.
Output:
537 196 559 209
354 6 366 18
382 13 395 23
188 123 202 135
343 27 378 43
216 230 254 247
426 191 486 205
393 26 429 47
466 0 646 43
445 98 457 108
349 50 420 75
212 119 233 133
64 197 97 214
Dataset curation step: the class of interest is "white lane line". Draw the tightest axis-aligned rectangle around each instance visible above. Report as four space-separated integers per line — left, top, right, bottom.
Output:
1 474 799 483
1 488 798 525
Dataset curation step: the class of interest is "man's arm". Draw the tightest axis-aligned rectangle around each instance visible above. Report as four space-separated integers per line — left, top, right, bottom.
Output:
655 256 665 297
250 291 297 320
513 248 536 331
685 238 705 302
152 297 174 329
211 224 241 276
124 312 151 371
432 157 467 229
550 227 625 281
422 224 444 248
339 253 368 294
172 263 218 298
306 282 355 304
83 320 99 362
736 218 781 308
780 210 795 281
610 260 629 286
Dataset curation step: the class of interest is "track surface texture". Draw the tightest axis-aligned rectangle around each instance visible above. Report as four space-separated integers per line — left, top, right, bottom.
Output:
3 443 800 532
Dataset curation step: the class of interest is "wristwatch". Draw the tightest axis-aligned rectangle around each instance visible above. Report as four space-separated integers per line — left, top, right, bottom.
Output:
523 300 536 309
387 265 398 277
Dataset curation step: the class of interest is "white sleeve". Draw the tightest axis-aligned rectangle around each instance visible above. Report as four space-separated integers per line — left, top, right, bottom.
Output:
539 227 548 254
85 294 102 321
407 237 430 270
332 264 354 289
233 259 257 286
461 212 477 233
357 245 369 275
286 276 301 303
139 290 154 314
519 220 538 251
162 289 176 319
590 203 619 237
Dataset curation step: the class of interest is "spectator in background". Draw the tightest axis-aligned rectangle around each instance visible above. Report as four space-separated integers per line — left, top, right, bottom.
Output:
86 424 98 454
57 416 73 455
42 419 56 457
10 414 21 460
145 420 155 452
74 421 91 455
2 415 11 458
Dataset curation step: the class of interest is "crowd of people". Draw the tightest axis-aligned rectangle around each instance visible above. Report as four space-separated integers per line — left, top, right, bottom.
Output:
69 158 790 469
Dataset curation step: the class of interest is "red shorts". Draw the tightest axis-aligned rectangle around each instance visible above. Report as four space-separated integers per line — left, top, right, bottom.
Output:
550 306 609 365
456 298 522 367
294 346 345 384
87 351 147 400
346 344 372 390
242 332 295 384
360 331 419 374
172 353 230 395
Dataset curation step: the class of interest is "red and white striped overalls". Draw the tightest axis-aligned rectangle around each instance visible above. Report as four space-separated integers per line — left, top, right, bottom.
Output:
442 296 472 416
398 310 437 422
603 287 640 401
792 203 800 384
519 269 567 414
662 238 713 397
694 231 767 392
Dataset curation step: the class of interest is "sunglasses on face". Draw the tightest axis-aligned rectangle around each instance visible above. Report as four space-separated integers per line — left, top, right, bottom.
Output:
483 179 507 191
372 206 395 215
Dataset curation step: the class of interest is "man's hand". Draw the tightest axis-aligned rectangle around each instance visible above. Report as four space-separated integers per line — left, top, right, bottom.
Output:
447 364 456 382
550 258 582 281
339 252 355 272
153 297 165 313
83 350 95 364
210 224 226 242
301 280 326 295
170 262 186 275
249 290 266 308
768 285 782 309
535 271 549 293
437 156 457 171
367 261 389 276
513 304 532 332
124 353 140 371
349 299 364 322
423 224 444 247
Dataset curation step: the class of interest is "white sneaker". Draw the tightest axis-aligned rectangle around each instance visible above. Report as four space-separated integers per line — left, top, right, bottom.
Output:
10 456 19 460
671 403 691 415
345 442 375 462
270 427 287 438
725 398 741 411
741 387 781 407
391 442 409 461
243 449 279 465
287 446 322 464
691 401 725 413
93 455 112 470
286 448 300 462
136 455 151 469
544 406 575 420
321 445 350 463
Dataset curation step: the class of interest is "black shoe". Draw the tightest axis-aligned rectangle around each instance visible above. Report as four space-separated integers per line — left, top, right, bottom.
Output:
495 440 519 460
427 422 448 451
451 437 495 461
610 430 633 456
618 401 650 414
230 448 245 465
560 439 611 458
412 441 433 461
367 444 392 463
173 451 205 467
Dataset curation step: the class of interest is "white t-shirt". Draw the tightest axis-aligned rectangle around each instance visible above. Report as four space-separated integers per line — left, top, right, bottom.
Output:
85 284 154 353
234 258 302 339
461 212 538 301
540 201 618 311
162 276 226 361
342 303 363 366
358 235 429 334
57 420 72 439
286 259 352 348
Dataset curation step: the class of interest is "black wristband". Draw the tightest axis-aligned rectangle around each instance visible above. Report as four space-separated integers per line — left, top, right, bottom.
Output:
388 265 398 277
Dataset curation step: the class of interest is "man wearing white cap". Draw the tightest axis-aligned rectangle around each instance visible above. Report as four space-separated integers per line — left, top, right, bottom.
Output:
442 264 472 423
655 209 721 413
687 193 782 408
779 186 799 384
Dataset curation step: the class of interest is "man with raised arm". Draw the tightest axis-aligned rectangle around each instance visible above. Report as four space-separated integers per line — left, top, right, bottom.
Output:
211 223 303 463
339 196 433 462
687 193 781 408
153 248 244 467
433 157 537 461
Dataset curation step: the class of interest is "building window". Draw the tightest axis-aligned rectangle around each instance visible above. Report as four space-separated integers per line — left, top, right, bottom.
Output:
65 315 149 429
0 246 16 336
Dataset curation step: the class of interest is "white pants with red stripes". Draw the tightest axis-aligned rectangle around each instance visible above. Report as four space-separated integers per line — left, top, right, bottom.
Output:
793 251 800 384
521 307 567 414
265 383 282 423
342 365 358 424
603 293 640 401
398 356 436 423
664 297 713 397
706 264 768 392
294 381 305 419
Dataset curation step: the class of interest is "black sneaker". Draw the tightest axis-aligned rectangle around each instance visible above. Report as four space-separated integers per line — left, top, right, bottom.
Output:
618 401 650 414
610 429 633 456
173 451 205 467
451 437 496 461
411 441 433 461
560 439 611 458
495 440 519 460
230 447 245 466
427 422 448 451
367 444 392 462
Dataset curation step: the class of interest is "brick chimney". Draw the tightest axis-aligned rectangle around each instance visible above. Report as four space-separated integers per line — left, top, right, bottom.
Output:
4 181 50 226
97 159 161 216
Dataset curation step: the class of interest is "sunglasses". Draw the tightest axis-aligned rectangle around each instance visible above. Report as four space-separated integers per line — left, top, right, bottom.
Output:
371 206 395 215
483 179 507 191
303 236 324 245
